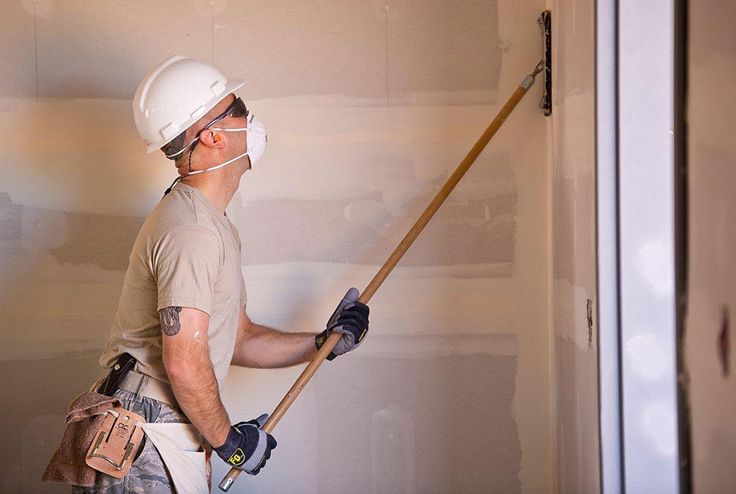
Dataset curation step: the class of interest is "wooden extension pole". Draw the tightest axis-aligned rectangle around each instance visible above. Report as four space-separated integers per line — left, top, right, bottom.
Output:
219 61 543 492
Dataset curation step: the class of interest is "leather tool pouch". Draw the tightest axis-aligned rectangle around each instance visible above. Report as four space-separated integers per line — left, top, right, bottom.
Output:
98 353 137 396
85 406 146 478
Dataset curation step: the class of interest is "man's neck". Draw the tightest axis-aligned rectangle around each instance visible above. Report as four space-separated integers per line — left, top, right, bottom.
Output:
180 169 241 215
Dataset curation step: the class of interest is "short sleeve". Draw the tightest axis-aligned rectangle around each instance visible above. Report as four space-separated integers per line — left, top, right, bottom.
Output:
239 271 247 309
152 225 222 316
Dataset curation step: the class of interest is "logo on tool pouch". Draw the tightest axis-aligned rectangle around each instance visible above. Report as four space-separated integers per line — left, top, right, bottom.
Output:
114 422 130 439
228 448 245 466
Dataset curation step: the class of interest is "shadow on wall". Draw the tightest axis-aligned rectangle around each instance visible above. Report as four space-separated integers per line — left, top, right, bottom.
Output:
0 192 138 492
0 70 145 492
0 351 102 493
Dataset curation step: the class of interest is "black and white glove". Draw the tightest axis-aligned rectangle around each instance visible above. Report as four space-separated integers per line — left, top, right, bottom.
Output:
315 287 370 361
214 414 277 475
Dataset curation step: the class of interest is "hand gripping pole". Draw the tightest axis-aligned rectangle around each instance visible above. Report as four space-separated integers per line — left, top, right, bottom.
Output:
219 60 544 491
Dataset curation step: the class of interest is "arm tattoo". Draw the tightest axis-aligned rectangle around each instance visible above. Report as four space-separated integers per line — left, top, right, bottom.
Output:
160 306 183 336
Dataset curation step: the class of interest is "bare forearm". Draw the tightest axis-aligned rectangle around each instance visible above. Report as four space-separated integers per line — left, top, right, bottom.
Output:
166 356 231 448
231 323 318 368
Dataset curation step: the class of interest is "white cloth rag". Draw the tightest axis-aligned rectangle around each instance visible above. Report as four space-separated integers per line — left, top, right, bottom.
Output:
140 422 209 494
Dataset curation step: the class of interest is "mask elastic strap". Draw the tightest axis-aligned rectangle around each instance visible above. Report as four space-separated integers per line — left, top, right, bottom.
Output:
210 127 247 133
185 150 250 176
183 124 256 176
163 151 249 196
165 113 256 158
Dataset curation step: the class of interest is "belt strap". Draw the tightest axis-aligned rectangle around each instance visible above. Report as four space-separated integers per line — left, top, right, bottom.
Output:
118 370 178 409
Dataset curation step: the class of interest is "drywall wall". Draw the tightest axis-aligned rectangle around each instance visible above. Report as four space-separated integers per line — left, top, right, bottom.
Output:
685 1 736 491
0 1 550 492
548 1 600 493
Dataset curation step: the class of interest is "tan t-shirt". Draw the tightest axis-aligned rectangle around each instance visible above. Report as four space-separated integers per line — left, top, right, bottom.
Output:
100 183 246 390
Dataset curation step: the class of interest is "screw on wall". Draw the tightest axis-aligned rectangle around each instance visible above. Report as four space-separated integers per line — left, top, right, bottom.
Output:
718 306 730 377
586 298 593 349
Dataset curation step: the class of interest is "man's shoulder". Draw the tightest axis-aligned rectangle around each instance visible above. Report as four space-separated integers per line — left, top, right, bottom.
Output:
142 187 220 242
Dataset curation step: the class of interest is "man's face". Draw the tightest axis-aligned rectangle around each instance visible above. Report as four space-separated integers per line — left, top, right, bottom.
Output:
213 96 250 169
187 94 250 170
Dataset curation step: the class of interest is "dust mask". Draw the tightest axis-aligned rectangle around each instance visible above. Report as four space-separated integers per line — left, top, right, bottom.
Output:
243 114 267 167
200 113 267 171
163 114 268 195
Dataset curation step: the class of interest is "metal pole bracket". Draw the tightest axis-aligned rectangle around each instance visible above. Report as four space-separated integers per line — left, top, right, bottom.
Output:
538 10 552 116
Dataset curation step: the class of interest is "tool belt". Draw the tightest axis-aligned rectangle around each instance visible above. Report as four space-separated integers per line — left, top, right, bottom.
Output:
97 353 178 408
85 354 178 478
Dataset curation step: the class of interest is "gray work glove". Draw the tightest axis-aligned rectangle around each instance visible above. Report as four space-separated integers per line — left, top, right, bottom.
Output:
214 413 277 475
315 287 370 361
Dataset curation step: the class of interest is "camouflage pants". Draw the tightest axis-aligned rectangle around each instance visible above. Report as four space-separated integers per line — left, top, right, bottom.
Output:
71 388 203 494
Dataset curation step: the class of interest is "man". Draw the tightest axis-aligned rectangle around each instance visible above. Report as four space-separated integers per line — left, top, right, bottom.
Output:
81 55 369 493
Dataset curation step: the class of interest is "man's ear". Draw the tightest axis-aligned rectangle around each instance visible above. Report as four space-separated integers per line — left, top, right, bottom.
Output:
198 129 227 149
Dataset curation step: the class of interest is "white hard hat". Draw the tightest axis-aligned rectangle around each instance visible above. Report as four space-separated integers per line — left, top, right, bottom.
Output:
132 55 245 153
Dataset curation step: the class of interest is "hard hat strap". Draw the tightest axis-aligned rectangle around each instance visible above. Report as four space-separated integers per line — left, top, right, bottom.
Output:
162 150 250 196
